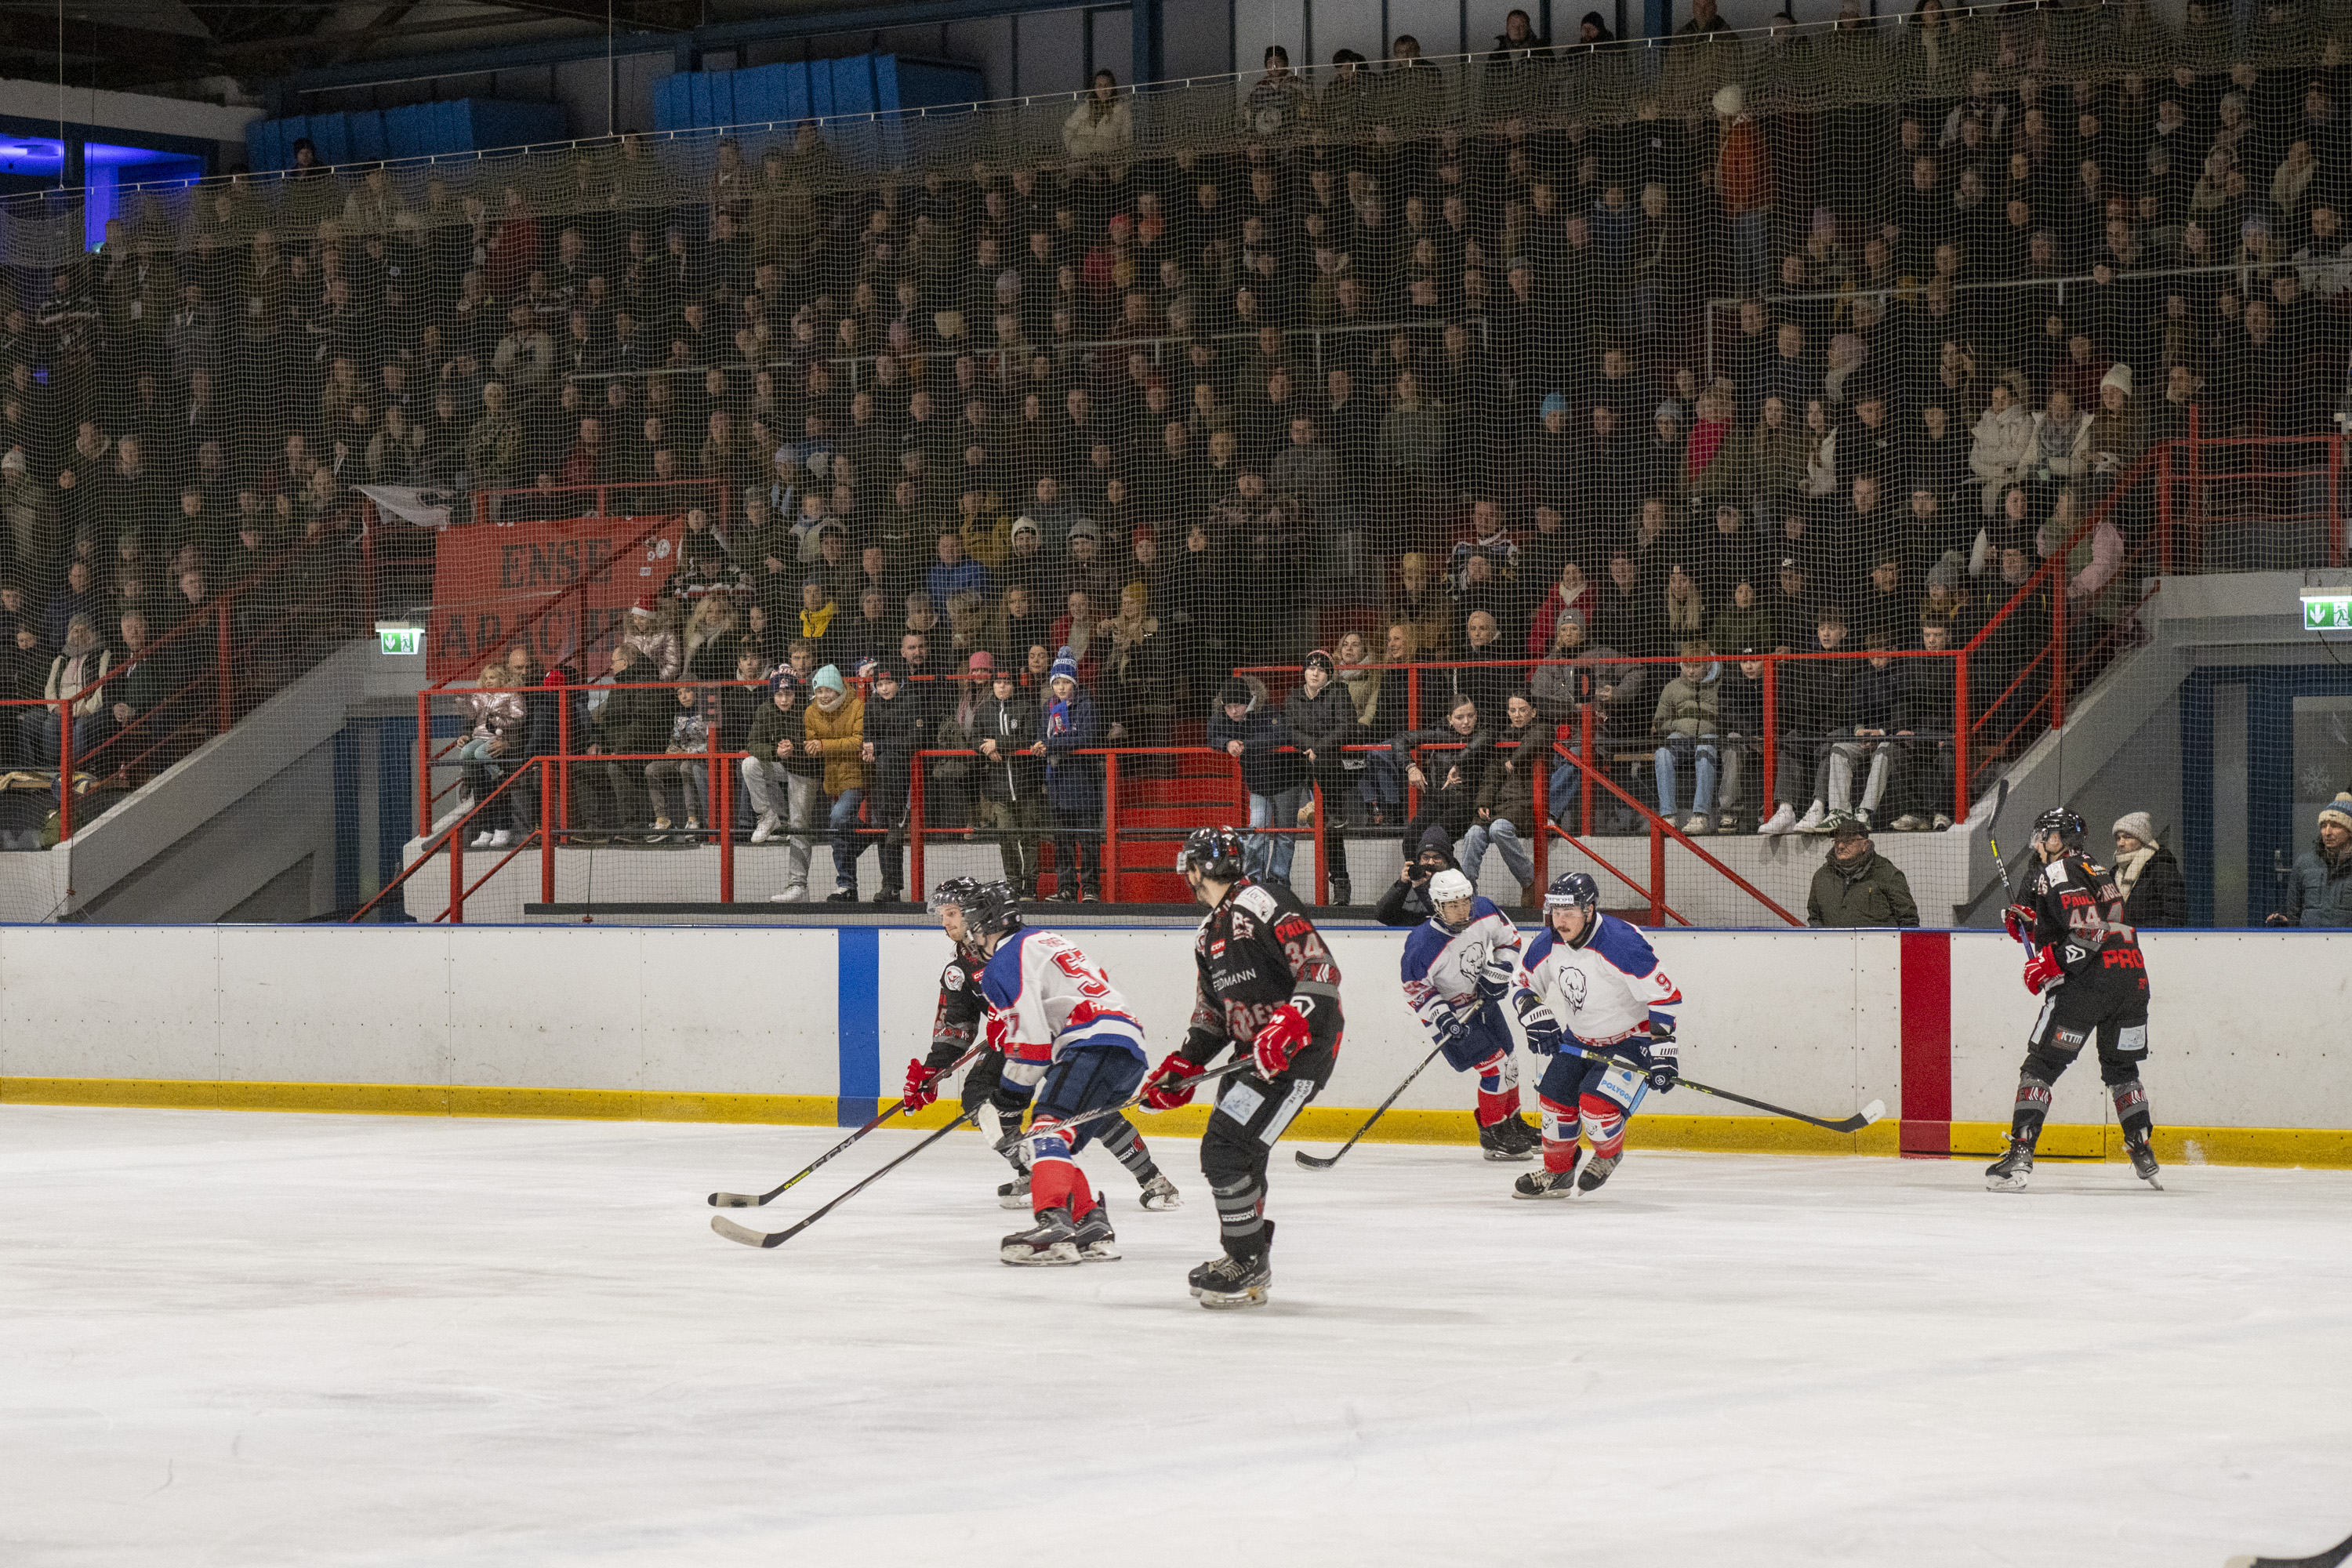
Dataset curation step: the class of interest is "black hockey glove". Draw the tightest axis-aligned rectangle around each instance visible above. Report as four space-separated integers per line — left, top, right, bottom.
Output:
1643 1025 1679 1092
1516 1004 1563 1055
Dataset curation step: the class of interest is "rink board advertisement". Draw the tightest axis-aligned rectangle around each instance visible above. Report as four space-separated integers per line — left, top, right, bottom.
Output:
0 925 2347 1167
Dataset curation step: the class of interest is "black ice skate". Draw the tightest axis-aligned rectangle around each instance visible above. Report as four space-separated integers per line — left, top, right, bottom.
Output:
2125 1134 2164 1190
1985 1138 2035 1192
1576 1152 1621 1193
1189 1249 1272 1308
1189 1221 1274 1309
1071 1200 1120 1261
1478 1118 1536 1162
1138 1173 1182 1210
997 1173 1032 1210
1001 1206 1082 1265
1512 1152 1581 1200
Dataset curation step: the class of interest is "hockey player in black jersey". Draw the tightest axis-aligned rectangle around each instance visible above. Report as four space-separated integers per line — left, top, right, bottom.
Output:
902 878 1179 1210
1986 807 2161 1192
1142 826 1345 1309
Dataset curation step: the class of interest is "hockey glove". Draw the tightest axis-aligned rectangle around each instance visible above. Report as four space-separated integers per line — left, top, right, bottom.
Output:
983 1007 1016 1055
2020 945 2066 996
1475 949 1516 1001
1140 1051 1205 1111
900 1056 940 1112
1519 1008 1563 1055
2002 902 2038 948
1643 1024 1679 1092
1432 1009 1472 1055
1251 1003 1314 1078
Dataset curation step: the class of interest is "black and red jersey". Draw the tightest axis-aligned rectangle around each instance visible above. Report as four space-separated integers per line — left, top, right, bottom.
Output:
2024 851 2151 998
919 947 989 1074
1178 876 1345 1065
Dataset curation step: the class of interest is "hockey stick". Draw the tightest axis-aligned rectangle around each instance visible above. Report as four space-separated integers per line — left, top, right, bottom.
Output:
1295 1044 1447 1171
2227 1530 2352 1568
1953 775 2015 923
713 1059 1258 1250
707 1047 982 1207
1558 1042 1886 1134
713 1109 982 1248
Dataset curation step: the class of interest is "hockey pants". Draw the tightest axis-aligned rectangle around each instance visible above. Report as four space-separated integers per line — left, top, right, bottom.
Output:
1534 1042 1653 1174
2009 983 2154 1147
1442 1000 1525 1128
1202 1037 1336 1261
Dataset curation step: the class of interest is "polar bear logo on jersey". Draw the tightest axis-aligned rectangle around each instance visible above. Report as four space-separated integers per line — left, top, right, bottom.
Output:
1561 967 1588 1012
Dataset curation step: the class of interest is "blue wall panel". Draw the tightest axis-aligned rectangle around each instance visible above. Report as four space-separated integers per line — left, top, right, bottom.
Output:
347 109 387 163
830 56 877 118
782 61 811 124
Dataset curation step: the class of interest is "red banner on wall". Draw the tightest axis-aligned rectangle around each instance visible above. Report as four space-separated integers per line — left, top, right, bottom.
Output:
426 514 684 683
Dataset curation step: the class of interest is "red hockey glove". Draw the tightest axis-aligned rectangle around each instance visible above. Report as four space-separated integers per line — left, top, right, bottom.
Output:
900 1057 939 1112
2021 945 2066 996
1140 1051 1205 1111
1251 1003 1314 1077
2002 902 2038 947
984 1007 1015 1055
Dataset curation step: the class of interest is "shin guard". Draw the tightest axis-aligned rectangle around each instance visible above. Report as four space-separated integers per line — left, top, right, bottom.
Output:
2010 1075 2053 1145
2111 1077 2154 1145
1577 1093 1626 1160
1473 1050 1520 1126
1537 1093 1580 1173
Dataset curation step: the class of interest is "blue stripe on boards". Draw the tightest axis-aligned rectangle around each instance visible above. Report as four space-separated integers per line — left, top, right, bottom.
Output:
837 927 881 1126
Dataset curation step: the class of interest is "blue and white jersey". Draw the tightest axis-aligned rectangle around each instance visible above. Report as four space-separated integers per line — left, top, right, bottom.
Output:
1399 897 1523 1036
1514 913 1682 1051
979 927 1149 1089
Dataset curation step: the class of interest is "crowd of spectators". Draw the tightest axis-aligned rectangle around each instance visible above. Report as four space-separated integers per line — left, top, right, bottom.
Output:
28 5 2344 884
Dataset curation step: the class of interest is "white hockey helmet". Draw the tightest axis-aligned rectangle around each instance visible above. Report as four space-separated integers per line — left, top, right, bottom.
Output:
1428 869 1475 906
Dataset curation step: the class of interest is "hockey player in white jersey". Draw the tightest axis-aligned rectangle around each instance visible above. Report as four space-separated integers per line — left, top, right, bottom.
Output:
1397 869 1541 1159
968 884 1153 1265
1507 873 1683 1198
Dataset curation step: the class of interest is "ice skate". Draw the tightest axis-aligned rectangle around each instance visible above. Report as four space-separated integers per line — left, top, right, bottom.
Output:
997 1173 1032 1210
1984 1138 2034 1192
1189 1248 1272 1308
1576 1152 1621 1192
2125 1134 2164 1190
1000 1205 1082 1265
1513 1152 1581 1200
1478 1118 1536 1162
1138 1173 1183 1210
1070 1200 1120 1260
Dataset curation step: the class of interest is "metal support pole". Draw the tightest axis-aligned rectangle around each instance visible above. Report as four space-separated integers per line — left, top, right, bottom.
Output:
56 697 73 840
1759 656 1777 817
1102 750 1120 904
1531 746 1549 891
1578 702 1594 837
2052 576 2067 732
909 752 926 903
2332 435 2344 568
1648 821 1665 926
1312 779 1327 906
2158 445 2173 575
540 758 555 906
418 688 433 839
449 829 465 924
216 601 233 733
1952 652 1969 823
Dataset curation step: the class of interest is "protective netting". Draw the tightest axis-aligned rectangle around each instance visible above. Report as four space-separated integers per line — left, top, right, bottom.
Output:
0 6 2344 924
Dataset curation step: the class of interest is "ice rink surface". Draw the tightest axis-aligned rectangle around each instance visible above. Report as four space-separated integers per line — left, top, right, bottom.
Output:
4 1107 2349 1568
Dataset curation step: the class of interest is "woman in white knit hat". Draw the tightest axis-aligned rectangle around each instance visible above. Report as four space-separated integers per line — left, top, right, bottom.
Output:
2111 811 2187 927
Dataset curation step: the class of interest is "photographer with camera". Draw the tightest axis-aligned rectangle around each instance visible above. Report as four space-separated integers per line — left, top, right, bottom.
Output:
1375 824 1461 927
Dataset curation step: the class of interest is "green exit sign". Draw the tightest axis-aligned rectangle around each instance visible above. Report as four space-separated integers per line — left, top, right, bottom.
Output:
377 626 424 656
2305 593 2352 633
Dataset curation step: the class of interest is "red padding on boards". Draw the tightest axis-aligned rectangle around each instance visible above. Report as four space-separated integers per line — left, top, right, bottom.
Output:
1899 930 1952 1156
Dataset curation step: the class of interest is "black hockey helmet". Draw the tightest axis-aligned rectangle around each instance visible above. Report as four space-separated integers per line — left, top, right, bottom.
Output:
926 876 984 919
964 879 1025 939
1178 824 1247 883
2032 805 2086 850
1544 873 1600 912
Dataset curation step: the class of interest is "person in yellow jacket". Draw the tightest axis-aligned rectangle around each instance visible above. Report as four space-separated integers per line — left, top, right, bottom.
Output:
799 663 868 902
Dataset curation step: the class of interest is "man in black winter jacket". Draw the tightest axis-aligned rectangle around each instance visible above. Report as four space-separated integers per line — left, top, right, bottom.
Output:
853 662 926 902
1889 620 1958 829
1210 677 1308 884
1280 649 1356 904
970 665 1045 896
1374 824 1459 926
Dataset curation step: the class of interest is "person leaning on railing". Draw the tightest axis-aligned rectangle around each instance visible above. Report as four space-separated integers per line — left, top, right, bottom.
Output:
2267 796 2352 930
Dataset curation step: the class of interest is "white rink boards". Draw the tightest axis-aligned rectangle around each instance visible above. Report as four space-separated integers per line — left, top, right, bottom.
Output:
4 1106 2348 1568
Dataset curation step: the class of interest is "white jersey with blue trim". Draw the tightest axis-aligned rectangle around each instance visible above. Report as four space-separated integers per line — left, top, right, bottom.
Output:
1513 913 1682 1050
1399 897 1523 1034
979 927 1149 1089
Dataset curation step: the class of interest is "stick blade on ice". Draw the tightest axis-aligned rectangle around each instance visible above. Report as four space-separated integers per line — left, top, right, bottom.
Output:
2223 1528 2352 1568
708 1191 760 1207
1294 1149 1341 1170
710 1214 787 1248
